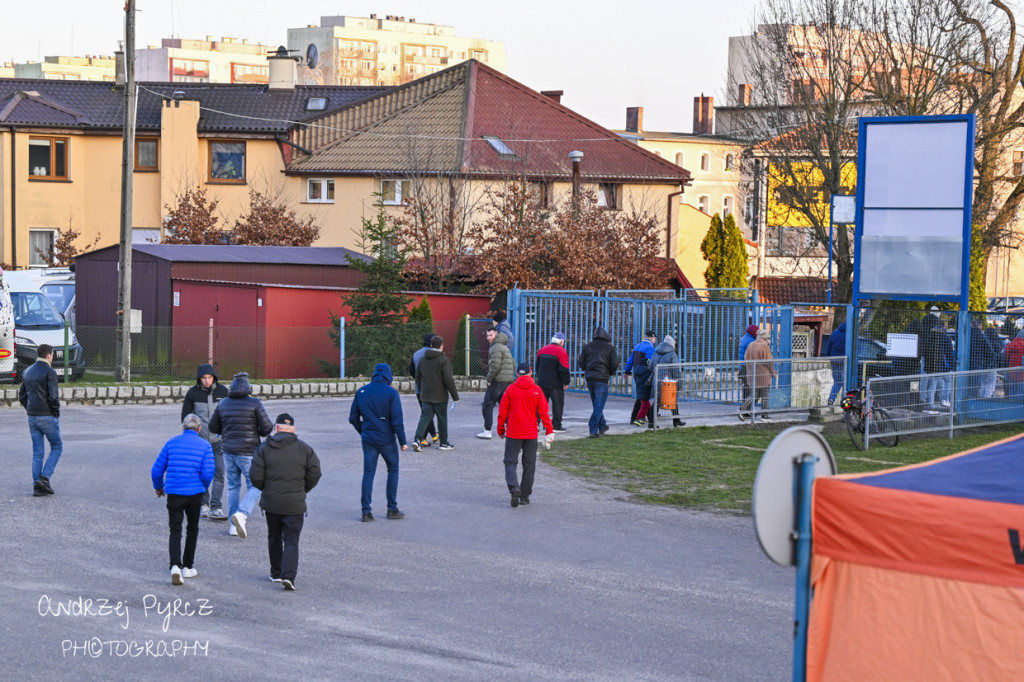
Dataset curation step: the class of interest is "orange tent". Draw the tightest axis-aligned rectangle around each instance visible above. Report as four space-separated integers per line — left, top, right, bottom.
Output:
807 433 1024 681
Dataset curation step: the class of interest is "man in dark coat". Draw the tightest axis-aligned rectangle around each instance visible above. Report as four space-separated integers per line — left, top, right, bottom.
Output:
413 336 459 451
349 363 408 522
19 343 62 497
577 327 620 437
825 322 847 405
535 332 570 432
624 330 657 427
181 363 229 519
250 414 321 591
408 333 438 447
209 372 273 539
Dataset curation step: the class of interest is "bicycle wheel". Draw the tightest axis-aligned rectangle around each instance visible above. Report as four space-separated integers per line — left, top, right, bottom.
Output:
844 409 866 450
872 407 900 448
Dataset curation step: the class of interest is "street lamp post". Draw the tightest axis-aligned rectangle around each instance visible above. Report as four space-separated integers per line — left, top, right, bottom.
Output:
569 150 583 219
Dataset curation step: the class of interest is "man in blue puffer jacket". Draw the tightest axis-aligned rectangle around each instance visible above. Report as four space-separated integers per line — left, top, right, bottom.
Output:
152 414 215 585
350 363 408 522
209 372 273 539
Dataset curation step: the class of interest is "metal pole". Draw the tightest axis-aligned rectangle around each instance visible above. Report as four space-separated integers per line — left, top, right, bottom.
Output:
114 0 136 382
63 318 70 381
464 313 470 376
827 218 834 304
792 453 817 682
338 316 345 379
207 318 214 365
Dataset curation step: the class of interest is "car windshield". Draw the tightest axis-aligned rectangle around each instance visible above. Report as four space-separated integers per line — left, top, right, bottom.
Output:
11 291 65 328
41 282 74 311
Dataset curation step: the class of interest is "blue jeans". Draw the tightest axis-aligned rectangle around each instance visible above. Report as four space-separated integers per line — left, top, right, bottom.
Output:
28 415 63 483
587 381 610 435
361 442 399 514
224 453 261 521
828 368 844 404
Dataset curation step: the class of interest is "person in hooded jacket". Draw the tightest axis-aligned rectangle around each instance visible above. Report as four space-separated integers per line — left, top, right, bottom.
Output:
408 333 438 447
492 311 515 351
250 413 321 591
497 363 553 508
181 363 229 519
209 372 273 539
413 336 459 450
478 329 515 439
349 363 408 522
577 327 620 437
825 322 847 405
651 335 685 428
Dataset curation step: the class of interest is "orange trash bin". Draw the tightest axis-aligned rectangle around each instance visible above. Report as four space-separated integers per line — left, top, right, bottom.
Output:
659 377 677 411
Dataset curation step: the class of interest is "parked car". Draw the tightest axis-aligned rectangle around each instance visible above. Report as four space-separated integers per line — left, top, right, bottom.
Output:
0 268 15 383
4 271 85 381
988 297 1024 312
40 277 76 331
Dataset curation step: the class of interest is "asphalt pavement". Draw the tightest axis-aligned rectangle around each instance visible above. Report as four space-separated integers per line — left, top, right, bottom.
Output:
0 390 793 681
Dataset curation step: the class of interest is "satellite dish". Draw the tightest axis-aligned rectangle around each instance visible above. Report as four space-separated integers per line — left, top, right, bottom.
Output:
752 426 836 566
306 43 319 70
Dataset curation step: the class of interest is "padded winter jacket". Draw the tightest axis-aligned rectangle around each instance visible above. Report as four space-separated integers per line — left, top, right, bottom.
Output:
577 328 620 383
535 342 570 389
738 332 757 362
349 363 407 448
181 363 228 442
209 372 273 456
416 349 459 403
251 431 321 515
151 429 214 495
486 333 516 384
497 375 553 439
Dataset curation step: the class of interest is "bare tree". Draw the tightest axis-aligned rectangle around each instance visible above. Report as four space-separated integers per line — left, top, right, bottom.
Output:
162 184 223 244
35 211 102 266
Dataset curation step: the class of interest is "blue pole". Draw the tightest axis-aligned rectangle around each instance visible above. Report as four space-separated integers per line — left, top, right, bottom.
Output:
827 218 834 304
339 316 346 379
793 453 816 682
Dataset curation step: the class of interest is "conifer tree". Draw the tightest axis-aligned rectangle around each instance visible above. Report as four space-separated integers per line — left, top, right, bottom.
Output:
342 202 414 326
719 213 749 289
700 214 725 287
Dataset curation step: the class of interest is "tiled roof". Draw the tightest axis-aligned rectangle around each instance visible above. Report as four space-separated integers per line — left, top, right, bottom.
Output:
754 276 834 304
288 61 692 184
0 79 389 134
84 244 370 265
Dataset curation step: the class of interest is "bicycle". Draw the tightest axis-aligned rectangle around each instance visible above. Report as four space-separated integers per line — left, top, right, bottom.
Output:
840 385 899 450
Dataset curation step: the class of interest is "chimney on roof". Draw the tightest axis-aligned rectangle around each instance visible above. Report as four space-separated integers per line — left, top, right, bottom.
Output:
114 50 124 87
541 90 563 104
268 46 298 90
693 94 714 135
625 106 644 133
738 83 752 106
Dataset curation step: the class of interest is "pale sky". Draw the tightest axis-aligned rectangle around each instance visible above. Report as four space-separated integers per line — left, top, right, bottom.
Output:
0 0 758 132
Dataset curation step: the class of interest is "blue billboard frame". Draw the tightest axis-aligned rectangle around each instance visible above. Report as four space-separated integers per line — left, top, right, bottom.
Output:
851 114 975 309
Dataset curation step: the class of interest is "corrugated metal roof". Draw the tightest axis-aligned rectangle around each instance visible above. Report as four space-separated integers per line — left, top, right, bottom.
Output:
126 244 371 265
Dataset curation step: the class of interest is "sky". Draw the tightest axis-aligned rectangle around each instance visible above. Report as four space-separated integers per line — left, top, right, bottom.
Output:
0 0 759 132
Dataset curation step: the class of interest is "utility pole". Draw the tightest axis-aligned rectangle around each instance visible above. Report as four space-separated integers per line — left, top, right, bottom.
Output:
115 0 136 381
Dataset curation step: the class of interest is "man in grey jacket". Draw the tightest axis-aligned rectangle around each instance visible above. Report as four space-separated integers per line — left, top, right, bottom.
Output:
478 329 515 439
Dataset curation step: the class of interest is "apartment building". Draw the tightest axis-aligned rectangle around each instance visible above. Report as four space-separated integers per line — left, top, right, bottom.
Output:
136 37 274 83
287 14 505 86
13 55 117 81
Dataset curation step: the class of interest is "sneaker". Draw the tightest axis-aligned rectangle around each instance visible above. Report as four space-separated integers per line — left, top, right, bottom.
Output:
230 512 248 539
361 512 374 522
38 475 54 495
269 576 282 583
599 426 609 435
421 438 432 448
553 428 567 433
386 509 405 520
476 431 493 439
439 442 455 451
281 579 296 591
631 419 645 427
520 495 530 505
171 566 183 585
761 414 773 421
209 508 228 521
200 505 210 518
430 434 440 444
738 412 749 422
411 441 422 453
182 567 198 579
228 524 238 537
510 488 521 508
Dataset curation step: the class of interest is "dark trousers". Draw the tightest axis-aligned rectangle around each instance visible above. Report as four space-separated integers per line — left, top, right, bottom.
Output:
166 492 203 570
361 441 399 513
482 381 510 430
504 437 538 497
202 440 225 510
416 402 448 443
541 385 564 429
416 395 436 438
266 512 304 583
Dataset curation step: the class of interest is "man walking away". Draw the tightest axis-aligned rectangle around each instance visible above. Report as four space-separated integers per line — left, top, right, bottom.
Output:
535 332 570 432
152 414 214 585
20 343 62 497
209 372 273 538
478 328 515 439
738 324 758 413
825 322 847 406
349 363 408 522
578 327 620 437
492 311 515 351
413 336 459 451
651 335 686 428
182 363 229 519
250 414 321 591
497 363 553 507
624 330 657 427
408 333 438 448
742 329 777 421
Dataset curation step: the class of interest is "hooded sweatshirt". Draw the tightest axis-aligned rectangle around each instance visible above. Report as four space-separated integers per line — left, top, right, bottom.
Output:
826 323 847 358
577 327 620 383
181 363 229 441
250 431 321 516
208 372 273 456
652 340 681 381
349 363 407 448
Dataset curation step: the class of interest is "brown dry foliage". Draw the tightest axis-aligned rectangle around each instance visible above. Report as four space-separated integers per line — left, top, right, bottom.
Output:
231 187 321 246
162 186 224 244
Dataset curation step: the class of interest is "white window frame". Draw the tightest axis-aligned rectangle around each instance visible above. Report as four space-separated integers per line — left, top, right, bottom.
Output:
697 195 710 214
306 178 335 203
596 183 620 210
723 195 734 218
380 179 405 205
29 229 57 267
700 153 710 172
724 153 735 172
674 152 685 167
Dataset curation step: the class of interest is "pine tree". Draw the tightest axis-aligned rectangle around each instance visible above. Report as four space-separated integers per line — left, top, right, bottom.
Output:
342 202 414 326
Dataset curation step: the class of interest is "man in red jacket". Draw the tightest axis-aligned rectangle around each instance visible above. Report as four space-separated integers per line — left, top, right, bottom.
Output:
497 363 554 508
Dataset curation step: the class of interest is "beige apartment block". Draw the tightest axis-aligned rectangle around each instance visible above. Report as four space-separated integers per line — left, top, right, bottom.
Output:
13 55 116 81
136 37 275 83
288 14 506 86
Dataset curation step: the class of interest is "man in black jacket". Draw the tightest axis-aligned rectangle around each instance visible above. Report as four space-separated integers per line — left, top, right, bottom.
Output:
181 363 229 519
577 327 620 437
209 372 273 538
19 343 62 497
413 336 459 451
250 414 321 591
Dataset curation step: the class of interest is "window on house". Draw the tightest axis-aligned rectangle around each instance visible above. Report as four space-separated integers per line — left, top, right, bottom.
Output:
745 196 755 226
530 181 551 209
675 152 685 167
380 179 405 205
483 136 517 160
208 141 246 183
596 183 620 210
135 138 158 171
307 178 335 203
725 153 735 172
698 195 710 213
28 136 68 180
305 97 328 111
700 153 710 172
1014 150 1024 177
723 195 734 218
29 229 56 266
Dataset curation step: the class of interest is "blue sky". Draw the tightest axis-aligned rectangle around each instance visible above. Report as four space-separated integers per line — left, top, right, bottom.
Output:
0 0 758 131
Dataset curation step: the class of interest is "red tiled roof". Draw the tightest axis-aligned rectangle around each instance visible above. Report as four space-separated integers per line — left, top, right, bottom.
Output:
753 276 834 304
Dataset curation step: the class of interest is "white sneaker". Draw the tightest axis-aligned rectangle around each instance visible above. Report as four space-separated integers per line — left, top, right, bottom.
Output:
476 431 492 439
230 512 247 538
171 566 183 585
200 504 210 518
182 567 198 579
228 524 238 537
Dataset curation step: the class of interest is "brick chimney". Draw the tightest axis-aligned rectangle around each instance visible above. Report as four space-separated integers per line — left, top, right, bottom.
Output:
540 90 563 104
738 83 752 106
625 106 644 133
693 95 714 134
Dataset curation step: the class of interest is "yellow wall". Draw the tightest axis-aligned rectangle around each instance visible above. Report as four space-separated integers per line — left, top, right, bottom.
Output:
676 203 713 288
766 161 857 228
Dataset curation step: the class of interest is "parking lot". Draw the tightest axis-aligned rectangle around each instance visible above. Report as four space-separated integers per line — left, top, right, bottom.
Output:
0 391 792 681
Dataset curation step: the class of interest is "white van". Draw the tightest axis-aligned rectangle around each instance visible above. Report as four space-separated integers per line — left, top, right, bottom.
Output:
4 270 85 381
0 268 15 382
